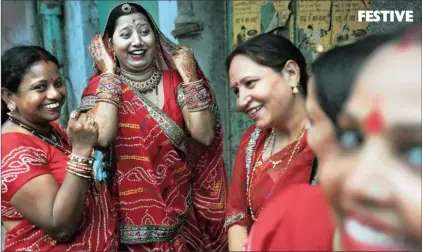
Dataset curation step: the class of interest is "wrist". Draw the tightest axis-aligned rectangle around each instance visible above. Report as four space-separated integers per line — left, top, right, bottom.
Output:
71 147 93 158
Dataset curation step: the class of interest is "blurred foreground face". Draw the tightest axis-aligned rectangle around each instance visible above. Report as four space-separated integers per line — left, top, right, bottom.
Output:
306 77 336 166
322 42 421 251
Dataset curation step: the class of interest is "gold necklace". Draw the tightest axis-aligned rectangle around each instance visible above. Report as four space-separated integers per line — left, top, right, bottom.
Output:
119 67 162 94
7 114 70 155
247 125 306 221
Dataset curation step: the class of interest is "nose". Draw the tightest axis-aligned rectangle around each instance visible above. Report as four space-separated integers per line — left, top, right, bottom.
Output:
237 87 252 111
131 33 143 47
46 85 63 100
342 140 393 206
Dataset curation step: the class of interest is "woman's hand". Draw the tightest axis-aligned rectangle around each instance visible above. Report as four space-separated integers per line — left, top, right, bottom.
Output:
172 46 198 83
66 110 99 157
89 34 116 74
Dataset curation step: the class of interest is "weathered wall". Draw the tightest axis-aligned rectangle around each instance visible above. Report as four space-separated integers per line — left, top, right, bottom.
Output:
369 0 422 33
1 1 41 53
176 0 232 172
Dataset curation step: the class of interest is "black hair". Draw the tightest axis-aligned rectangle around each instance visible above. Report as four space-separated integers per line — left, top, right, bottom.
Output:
1 46 60 125
226 31 309 95
241 25 246 30
104 3 157 39
311 34 394 126
307 25 313 30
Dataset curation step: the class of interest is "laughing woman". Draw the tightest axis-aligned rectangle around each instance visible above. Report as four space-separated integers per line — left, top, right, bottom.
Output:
225 30 315 251
81 2 227 251
1 46 118 251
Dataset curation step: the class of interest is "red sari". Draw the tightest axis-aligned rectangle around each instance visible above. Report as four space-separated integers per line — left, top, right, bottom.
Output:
225 126 315 230
245 184 335 251
1 122 118 251
80 69 227 251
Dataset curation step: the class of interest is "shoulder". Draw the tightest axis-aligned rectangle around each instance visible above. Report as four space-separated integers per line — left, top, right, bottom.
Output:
1 133 50 165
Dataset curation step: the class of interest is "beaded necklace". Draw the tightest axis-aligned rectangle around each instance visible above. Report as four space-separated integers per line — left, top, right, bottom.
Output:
247 125 306 221
7 114 70 155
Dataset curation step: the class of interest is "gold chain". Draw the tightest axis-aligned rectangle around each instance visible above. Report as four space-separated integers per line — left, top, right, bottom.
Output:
247 125 306 221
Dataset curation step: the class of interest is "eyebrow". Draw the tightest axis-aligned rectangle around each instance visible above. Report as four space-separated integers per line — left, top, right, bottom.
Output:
340 111 422 137
30 77 62 88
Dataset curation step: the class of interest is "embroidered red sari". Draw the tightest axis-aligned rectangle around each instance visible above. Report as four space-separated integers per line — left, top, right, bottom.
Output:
1 122 118 251
80 69 227 251
244 184 335 251
225 126 315 230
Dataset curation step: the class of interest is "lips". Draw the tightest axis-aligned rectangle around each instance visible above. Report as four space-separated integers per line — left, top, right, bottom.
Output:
40 102 60 109
247 105 263 119
341 218 418 251
128 49 146 57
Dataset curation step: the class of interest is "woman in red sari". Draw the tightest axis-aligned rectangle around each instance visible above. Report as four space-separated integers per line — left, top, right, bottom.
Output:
224 28 315 250
81 3 227 251
1 46 118 251
246 28 422 251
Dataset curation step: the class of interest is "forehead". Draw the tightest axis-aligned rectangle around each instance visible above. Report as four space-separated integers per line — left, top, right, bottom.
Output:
25 61 59 78
228 54 269 83
347 44 421 124
115 13 149 28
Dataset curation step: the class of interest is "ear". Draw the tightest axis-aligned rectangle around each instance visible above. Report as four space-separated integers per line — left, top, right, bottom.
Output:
282 60 301 87
1 88 14 105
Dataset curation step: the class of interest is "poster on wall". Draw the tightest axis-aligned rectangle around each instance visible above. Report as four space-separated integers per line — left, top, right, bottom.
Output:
261 0 291 33
331 0 370 46
233 0 262 48
296 0 331 67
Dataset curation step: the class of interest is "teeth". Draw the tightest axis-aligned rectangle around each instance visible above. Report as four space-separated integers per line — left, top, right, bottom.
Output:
249 106 262 115
130 50 145 55
42 102 59 109
345 218 405 248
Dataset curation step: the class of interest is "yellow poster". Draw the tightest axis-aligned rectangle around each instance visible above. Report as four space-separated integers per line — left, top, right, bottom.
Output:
331 0 370 46
233 1 262 48
296 0 332 66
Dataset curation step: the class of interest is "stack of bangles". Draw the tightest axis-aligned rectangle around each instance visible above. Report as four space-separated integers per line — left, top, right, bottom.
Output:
95 72 122 107
67 154 94 179
181 79 211 112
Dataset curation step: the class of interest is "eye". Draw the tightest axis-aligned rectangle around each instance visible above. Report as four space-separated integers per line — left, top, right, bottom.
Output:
403 145 422 166
139 29 150 36
120 32 131 38
245 79 257 87
336 128 364 150
54 79 64 88
33 84 47 92
232 87 239 96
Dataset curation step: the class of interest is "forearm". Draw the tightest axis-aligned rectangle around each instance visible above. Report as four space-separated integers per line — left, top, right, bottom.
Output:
228 225 248 251
186 109 215 146
88 103 119 147
49 174 89 239
88 73 122 147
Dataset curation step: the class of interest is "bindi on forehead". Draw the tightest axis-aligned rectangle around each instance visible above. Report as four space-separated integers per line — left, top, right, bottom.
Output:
363 98 385 135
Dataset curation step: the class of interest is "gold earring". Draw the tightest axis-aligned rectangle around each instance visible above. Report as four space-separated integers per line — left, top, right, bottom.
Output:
292 82 299 94
7 102 16 112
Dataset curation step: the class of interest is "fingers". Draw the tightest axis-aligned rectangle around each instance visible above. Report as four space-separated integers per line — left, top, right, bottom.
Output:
69 110 80 120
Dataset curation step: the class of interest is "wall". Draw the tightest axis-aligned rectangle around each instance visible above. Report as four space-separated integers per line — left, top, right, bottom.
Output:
1 1 40 53
176 0 232 173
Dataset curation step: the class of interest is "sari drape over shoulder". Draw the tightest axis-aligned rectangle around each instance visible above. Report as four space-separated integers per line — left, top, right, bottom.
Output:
1 122 118 251
225 126 315 230
81 69 227 251
245 184 335 251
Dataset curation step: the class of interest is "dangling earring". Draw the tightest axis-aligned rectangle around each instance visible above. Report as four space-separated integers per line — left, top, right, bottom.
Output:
292 81 299 94
108 38 117 63
108 38 119 73
7 102 16 112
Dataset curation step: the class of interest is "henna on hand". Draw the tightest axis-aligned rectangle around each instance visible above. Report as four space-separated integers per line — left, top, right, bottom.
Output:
89 34 116 74
172 47 198 83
